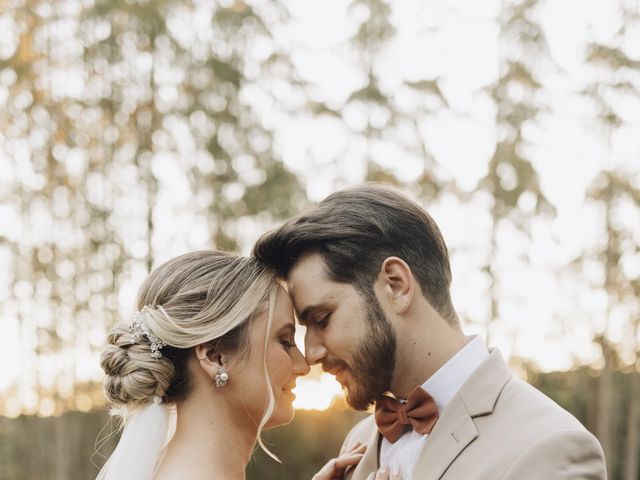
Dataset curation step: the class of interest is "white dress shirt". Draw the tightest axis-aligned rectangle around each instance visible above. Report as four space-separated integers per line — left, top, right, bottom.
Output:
379 336 489 479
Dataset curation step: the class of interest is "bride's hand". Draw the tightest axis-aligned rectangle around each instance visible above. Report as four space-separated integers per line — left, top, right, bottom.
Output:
311 442 367 480
366 466 402 480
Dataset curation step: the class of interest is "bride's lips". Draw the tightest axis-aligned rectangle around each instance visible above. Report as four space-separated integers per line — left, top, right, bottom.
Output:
282 382 297 397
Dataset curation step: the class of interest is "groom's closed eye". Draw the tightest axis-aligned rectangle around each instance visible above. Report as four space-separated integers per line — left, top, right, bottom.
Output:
313 313 331 329
297 302 334 327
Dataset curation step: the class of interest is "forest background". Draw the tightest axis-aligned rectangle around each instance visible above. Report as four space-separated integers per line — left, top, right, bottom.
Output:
0 0 639 479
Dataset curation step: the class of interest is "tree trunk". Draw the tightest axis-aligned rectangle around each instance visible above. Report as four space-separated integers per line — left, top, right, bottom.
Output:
596 338 616 479
624 369 639 480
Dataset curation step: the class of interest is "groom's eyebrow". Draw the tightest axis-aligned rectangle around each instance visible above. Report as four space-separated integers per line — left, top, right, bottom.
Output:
296 305 316 326
297 303 329 326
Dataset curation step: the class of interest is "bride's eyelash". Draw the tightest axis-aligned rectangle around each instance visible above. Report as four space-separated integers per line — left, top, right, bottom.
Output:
281 338 295 349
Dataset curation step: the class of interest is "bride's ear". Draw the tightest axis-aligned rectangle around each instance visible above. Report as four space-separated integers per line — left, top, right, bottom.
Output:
194 343 225 379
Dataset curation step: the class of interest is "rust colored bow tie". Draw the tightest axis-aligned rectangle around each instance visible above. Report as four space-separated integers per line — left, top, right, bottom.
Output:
374 386 439 443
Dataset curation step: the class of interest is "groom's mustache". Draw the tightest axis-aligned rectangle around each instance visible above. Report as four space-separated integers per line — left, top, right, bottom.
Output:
321 358 350 376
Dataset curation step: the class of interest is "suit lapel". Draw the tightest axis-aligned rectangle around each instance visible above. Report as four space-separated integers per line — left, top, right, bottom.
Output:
412 349 512 479
348 422 381 480
412 394 478 480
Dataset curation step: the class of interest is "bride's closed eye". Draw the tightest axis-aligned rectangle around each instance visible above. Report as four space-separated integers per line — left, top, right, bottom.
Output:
280 337 296 350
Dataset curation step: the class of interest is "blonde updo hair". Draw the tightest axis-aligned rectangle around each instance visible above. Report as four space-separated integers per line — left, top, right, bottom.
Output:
101 250 277 410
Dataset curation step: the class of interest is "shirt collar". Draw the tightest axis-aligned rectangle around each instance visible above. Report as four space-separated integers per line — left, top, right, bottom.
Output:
421 335 489 414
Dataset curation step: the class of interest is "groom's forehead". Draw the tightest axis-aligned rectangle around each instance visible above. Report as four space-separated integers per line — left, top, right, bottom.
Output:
288 259 340 315
287 252 332 288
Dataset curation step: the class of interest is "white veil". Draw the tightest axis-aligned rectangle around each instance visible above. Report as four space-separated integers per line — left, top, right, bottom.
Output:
96 396 176 480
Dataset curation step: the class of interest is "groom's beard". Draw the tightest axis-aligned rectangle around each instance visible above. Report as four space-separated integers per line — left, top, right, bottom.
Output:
344 292 396 411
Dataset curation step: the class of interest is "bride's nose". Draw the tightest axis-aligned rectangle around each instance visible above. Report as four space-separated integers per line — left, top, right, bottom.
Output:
292 347 311 376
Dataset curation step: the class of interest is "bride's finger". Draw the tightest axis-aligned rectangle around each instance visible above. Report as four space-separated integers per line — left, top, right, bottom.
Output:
311 447 367 480
374 467 390 480
367 466 402 480
344 441 365 454
345 443 366 456
389 466 402 480
332 452 365 470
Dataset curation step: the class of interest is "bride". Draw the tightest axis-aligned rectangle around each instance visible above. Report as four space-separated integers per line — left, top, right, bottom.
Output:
97 250 365 480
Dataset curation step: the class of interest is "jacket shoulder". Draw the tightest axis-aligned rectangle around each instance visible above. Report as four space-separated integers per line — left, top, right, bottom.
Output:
502 427 607 479
500 376 592 433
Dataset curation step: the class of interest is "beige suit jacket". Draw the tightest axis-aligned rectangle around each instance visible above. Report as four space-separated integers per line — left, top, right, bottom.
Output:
340 350 606 480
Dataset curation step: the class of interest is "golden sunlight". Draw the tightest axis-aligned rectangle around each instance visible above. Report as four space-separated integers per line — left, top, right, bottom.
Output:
292 373 343 411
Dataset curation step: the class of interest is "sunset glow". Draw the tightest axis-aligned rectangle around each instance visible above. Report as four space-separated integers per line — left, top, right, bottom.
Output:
292 373 343 411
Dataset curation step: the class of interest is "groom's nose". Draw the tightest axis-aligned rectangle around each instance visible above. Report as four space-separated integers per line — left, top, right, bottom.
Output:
304 331 327 365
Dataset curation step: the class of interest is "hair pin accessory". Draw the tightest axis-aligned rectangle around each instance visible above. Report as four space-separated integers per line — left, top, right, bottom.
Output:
129 305 168 360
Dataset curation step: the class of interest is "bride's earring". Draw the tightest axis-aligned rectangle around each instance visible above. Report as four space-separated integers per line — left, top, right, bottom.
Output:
214 356 229 387
214 366 229 387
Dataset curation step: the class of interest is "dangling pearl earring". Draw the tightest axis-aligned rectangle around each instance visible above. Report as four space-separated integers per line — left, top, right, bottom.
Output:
214 366 229 387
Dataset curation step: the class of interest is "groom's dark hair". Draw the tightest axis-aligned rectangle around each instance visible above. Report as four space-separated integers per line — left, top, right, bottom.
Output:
253 184 458 324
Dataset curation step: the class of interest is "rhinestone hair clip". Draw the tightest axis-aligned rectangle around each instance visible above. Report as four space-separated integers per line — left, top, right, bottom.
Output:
129 305 168 360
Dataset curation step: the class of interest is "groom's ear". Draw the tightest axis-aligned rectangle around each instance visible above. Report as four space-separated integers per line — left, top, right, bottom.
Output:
376 256 414 315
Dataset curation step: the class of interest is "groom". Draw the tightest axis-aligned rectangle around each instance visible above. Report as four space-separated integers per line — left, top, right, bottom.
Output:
253 185 606 479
